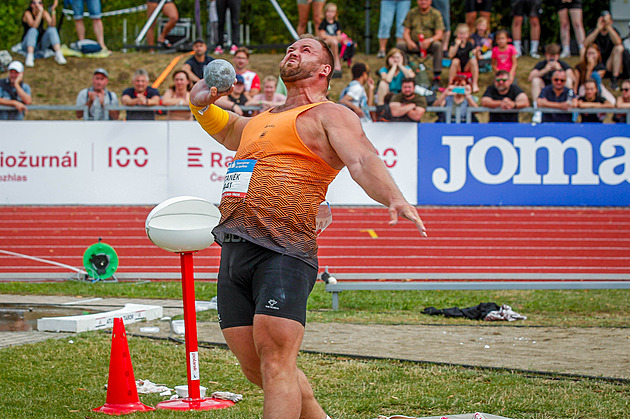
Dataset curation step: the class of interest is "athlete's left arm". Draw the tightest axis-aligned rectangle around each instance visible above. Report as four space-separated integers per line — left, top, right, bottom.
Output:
323 105 427 236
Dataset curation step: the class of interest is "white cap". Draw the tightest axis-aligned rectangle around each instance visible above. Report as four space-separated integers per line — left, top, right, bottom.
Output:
8 61 24 73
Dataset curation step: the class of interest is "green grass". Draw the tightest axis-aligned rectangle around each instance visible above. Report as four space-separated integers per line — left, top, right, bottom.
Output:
1 281 628 327
1 281 628 418
0 332 628 419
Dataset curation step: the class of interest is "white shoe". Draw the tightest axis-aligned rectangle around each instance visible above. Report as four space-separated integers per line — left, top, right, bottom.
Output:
55 53 67 65
560 49 571 59
25 54 34 67
530 51 541 59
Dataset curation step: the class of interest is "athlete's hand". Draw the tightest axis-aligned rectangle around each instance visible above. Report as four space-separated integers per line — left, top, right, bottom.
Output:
388 200 428 237
190 79 233 108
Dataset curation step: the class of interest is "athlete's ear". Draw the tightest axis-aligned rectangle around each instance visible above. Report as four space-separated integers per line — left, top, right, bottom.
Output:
320 63 332 78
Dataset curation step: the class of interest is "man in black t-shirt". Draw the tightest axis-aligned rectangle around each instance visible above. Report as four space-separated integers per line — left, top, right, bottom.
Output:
182 39 214 84
480 69 530 122
528 43 575 100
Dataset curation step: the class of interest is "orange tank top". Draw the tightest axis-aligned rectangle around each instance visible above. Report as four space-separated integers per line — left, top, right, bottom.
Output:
213 101 340 267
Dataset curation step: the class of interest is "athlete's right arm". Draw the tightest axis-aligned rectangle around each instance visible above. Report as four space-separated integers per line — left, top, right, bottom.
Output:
189 79 250 151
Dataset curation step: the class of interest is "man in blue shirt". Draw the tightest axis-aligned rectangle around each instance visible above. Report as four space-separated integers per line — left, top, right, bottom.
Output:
182 39 214 84
0 61 32 120
537 69 577 122
121 69 161 120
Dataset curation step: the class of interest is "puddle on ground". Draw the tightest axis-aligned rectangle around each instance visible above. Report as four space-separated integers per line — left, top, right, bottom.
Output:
0 304 94 332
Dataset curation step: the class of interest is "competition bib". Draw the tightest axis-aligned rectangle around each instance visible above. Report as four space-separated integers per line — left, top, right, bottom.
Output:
222 159 256 198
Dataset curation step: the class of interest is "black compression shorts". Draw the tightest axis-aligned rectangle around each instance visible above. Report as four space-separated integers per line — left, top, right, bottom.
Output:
216 234 318 329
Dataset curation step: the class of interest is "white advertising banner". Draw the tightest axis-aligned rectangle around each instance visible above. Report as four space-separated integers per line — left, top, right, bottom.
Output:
1 121 418 205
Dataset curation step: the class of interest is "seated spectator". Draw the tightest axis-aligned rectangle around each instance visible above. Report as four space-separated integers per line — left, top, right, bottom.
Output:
492 30 518 84
433 74 478 122
614 79 630 123
218 74 255 117
528 43 576 103
76 68 119 120
317 2 344 78
577 78 614 123
471 16 493 63
232 47 261 100
22 0 66 67
584 11 625 90
182 39 214 84
574 44 616 105
447 23 479 92
398 0 445 89
339 62 374 123
121 69 161 121
246 75 287 113
480 69 529 122
376 48 415 105
0 61 32 120
537 69 577 123
389 77 427 122
161 70 193 120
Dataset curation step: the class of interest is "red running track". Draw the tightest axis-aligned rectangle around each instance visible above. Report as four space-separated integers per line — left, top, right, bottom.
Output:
0 206 629 281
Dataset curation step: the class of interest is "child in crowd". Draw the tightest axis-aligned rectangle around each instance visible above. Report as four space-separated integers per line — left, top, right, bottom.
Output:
376 48 416 105
318 2 344 78
433 74 479 122
447 23 479 93
491 30 518 83
577 78 614 123
471 17 493 63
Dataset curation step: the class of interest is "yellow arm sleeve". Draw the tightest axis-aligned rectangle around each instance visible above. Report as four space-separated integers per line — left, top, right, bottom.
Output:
189 102 230 135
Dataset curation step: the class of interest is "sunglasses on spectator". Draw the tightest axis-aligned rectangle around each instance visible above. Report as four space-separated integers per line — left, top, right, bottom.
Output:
495 78 508 82
553 78 566 82
623 88 630 92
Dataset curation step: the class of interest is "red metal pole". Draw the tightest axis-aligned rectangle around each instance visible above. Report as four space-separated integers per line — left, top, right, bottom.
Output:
180 251 201 400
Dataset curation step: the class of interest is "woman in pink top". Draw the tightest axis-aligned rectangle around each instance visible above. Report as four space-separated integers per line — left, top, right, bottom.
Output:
491 30 518 83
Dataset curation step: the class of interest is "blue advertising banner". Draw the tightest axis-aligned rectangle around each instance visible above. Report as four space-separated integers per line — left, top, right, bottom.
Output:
417 123 630 206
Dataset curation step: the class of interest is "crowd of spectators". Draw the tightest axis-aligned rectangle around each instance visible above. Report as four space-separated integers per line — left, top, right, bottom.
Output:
2 0 630 123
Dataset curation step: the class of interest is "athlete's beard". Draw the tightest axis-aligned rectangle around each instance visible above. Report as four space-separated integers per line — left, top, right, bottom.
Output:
280 60 316 83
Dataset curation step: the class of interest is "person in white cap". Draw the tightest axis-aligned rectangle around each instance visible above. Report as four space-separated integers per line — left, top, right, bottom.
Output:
0 61 32 120
76 68 119 120
21 0 66 67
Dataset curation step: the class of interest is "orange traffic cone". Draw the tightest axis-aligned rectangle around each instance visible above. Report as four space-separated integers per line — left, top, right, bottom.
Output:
93 317 155 415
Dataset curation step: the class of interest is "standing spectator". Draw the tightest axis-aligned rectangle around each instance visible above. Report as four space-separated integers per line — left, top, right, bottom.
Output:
21 0 66 67
182 38 214 83
72 0 108 52
121 69 161 120
317 2 344 78
491 30 518 83
214 0 241 54
466 0 492 35
376 47 415 105
161 70 193 120
75 68 119 120
537 69 577 123
447 23 480 93
297 0 324 36
146 0 179 49
528 43 575 102
0 61 32 120
388 77 427 122
339 62 374 123
232 47 261 100
577 78 614 123
557 0 585 58
246 75 287 113
480 69 529 122
377 0 412 58
584 11 625 90
399 0 445 89
511 0 542 58
613 79 630 123
433 74 479 122
432 0 450 55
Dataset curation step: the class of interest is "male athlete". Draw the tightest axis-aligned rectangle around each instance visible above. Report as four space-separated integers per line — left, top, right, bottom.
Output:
189 35 427 419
